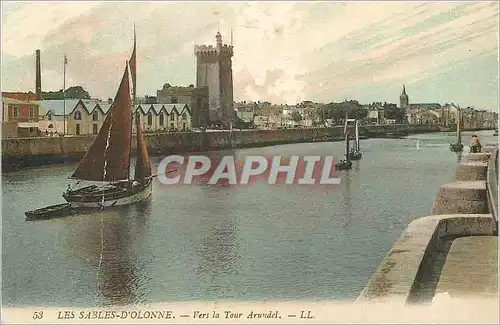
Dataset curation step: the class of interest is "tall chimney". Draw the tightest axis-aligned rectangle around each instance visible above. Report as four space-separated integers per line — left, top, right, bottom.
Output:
35 49 41 100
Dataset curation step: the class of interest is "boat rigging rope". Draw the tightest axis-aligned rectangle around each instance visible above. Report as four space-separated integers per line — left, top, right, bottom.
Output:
96 214 104 297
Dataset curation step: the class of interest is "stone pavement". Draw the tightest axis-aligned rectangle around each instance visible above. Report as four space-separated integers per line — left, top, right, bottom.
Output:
435 236 498 298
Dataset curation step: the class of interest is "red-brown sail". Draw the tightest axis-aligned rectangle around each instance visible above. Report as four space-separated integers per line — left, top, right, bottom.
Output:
129 24 151 182
70 65 132 181
129 25 136 100
134 114 152 181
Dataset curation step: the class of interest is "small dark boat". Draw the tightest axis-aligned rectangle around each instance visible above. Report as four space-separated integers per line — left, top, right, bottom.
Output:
450 105 463 153
349 151 362 160
450 142 464 152
25 203 72 221
335 159 353 170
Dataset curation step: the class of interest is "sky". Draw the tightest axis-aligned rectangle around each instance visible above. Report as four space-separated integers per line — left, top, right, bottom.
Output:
1 1 499 110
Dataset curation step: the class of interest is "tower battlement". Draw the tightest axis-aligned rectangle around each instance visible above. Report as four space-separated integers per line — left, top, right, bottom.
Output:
194 44 234 57
195 31 234 126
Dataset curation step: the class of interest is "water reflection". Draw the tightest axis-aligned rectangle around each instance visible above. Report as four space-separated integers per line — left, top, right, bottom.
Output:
196 218 241 300
65 205 150 306
340 167 353 230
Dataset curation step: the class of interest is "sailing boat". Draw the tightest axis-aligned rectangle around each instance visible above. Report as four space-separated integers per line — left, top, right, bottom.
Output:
449 104 463 152
335 114 353 170
349 120 362 160
63 30 152 209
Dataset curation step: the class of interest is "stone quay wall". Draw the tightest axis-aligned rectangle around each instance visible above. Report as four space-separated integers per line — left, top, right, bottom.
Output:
358 143 498 304
2 124 440 169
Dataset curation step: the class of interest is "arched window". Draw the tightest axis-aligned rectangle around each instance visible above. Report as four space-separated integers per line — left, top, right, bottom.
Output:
159 113 165 126
48 113 52 121
74 111 81 120
182 113 187 120
147 112 152 126
92 111 98 121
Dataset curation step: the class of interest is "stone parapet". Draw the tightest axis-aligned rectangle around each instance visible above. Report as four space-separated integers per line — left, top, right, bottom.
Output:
465 153 491 162
357 214 496 303
455 161 488 181
433 181 488 214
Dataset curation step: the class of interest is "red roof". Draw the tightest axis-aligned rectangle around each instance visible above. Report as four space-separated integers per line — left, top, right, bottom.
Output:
2 92 38 102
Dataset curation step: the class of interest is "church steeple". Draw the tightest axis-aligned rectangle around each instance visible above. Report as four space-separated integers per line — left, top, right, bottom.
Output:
216 30 222 47
400 84 409 109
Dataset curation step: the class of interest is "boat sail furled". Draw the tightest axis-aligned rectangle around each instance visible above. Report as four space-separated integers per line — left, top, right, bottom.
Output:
349 120 362 160
335 114 353 170
63 28 152 208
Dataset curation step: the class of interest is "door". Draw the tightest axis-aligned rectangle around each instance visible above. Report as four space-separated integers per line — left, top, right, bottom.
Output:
76 124 80 135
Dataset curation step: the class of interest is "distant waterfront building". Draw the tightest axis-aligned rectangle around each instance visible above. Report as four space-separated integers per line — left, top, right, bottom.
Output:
36 99 193 135
195 31 234 126
156 83 209 127
135 103 192 132
367 102 385 124
1 96 40 137
37 99 100 135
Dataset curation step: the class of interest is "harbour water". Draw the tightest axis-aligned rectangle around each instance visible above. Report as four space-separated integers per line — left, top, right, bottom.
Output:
2 130 496 307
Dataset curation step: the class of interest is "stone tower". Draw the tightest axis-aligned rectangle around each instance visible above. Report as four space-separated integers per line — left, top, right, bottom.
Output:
194 31 234 126
400 84 409 109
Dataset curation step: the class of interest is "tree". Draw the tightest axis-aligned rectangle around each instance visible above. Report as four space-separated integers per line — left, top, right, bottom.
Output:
41 86 91 100
291 111 303 123
383 103 406 123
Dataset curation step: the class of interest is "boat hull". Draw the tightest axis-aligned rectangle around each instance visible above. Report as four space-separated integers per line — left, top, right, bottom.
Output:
450 142 464 152
25 203 72 221
349 151 362 160
335 161 352 170
63 180 152 209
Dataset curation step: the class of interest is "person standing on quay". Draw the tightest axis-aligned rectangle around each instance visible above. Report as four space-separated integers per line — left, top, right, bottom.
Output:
470 135 482 153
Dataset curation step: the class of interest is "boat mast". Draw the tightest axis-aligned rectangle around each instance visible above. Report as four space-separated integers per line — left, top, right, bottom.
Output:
344 111 350 160
127 24 137 180
355 120 360 151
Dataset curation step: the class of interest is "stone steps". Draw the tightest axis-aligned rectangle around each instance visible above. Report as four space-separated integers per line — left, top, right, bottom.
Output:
433 181 488 214
455 161 488 181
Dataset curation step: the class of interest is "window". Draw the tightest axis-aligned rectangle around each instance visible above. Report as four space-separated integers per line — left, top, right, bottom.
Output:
170 123 174 129
159 113 164 126
147 112 152 126
29 107 34 119
170 114 175 121
170 96 177 104
92 111 98 121
136 112 140 122
182 123 186 131
182 113 187 120
48 124 54 129
48 113 52 121
76 124 81 135
13 107 18 118
74 111 81 120
92 124 98 134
